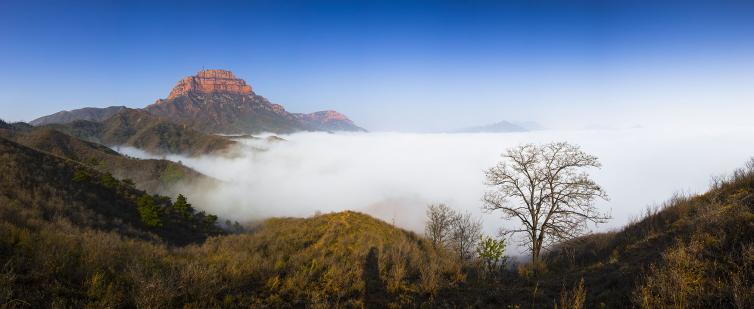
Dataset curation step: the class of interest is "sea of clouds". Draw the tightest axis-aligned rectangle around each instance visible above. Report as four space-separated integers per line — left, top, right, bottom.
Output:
120 125 754 254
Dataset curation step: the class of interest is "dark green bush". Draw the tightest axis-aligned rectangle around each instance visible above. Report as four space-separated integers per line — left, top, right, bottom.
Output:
137 195 162 227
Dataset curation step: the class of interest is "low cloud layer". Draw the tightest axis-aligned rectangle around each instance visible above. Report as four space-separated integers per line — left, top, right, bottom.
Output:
121 126 754 254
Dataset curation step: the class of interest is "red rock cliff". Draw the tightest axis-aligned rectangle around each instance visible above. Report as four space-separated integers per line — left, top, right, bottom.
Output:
167 69 253 99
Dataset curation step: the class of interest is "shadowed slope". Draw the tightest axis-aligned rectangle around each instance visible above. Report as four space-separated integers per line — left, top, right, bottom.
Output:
0 126 213 195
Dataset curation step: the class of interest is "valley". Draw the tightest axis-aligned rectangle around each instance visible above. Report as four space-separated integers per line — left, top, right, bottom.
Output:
3 2 753 306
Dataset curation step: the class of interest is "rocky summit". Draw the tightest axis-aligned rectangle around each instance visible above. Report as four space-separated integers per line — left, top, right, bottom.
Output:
167 69 253 99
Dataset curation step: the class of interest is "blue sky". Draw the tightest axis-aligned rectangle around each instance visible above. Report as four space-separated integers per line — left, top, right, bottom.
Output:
1 0 753 131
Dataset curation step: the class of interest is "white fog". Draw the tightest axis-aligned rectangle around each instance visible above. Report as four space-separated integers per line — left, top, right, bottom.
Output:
120 126 754 254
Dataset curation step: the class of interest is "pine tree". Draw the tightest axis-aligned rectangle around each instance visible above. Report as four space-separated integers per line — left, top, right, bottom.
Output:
172 194 194 218
137 195 162 227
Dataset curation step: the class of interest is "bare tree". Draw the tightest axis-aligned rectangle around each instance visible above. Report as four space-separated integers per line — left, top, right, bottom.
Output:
483 142 610 262
425 204 455 248
449 211 482 260
425 204 483 260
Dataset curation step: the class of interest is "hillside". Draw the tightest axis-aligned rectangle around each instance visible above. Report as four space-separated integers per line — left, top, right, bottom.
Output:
184 211 464 307
48 108 236 156
0 136 227 307
29 106 126 126
0 124 212 195
0 137 224 245
530 162 754 307
147 90 305 134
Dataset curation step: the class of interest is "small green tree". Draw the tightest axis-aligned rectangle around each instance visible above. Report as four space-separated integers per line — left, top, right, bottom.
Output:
137 195 162 227
172 194 194 218
100 173 118 189
72 170 90 182
477 235 507 277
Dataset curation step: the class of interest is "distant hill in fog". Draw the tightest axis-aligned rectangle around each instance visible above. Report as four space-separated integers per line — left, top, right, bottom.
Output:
453 120 543 133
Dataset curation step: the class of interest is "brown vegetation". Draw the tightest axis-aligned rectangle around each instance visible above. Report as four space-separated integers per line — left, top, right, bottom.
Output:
540 160 754 307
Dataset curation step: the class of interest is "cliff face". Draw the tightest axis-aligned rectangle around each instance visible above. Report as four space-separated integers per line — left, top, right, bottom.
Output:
167 70 252 99
146 69 365 134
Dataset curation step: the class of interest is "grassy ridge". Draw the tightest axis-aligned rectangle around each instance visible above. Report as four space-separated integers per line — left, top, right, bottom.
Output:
182 211 464 307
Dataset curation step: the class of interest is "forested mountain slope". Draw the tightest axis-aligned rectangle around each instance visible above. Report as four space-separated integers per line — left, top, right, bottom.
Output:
0 123 212 195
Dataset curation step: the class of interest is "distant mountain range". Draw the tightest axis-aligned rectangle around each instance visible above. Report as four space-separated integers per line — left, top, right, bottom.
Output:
30 69 365 134
453 120 543 133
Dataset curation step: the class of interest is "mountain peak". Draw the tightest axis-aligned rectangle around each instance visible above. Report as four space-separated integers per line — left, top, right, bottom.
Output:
296 110 352 124
167 69 253 99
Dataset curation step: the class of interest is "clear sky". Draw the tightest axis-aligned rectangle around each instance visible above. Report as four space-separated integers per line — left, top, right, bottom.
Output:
1 0 753 131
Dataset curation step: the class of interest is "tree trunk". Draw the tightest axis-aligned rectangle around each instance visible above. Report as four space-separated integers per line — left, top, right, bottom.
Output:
531 234 541 262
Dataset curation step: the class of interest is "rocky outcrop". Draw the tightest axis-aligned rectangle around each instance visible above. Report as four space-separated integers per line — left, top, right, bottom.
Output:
167 69 252 99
